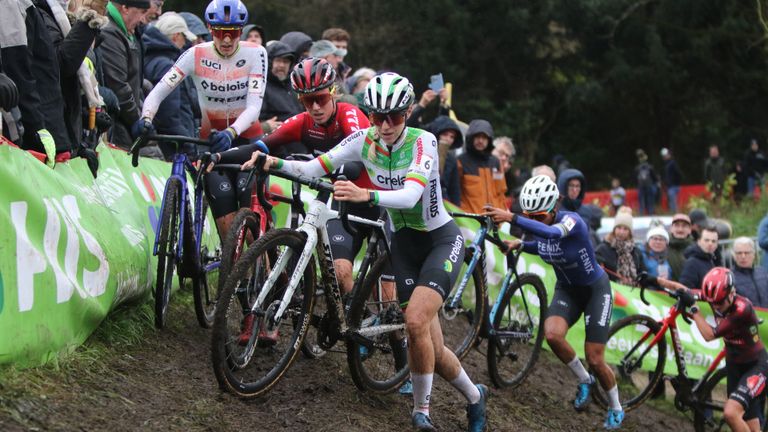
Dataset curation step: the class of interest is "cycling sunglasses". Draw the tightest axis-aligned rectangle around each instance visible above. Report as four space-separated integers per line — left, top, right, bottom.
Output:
210 26 242 40
299 92 333 109
523 211 550 222
370 112 406 127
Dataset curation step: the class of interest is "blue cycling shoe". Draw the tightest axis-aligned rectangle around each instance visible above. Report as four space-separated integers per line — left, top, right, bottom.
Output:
604 409 625 430
412 412 437 431
573 375 595 411
399 379 413 395
466 384 489 432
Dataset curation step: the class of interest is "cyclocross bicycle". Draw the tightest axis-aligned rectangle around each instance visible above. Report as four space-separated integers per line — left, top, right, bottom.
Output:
210 157 408 398
594 284 768 432
130 134 221 329
444 212 547 388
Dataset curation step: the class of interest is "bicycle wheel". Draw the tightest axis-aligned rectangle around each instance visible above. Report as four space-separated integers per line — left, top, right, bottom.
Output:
693 368 728 432
487 273 547 388
593 314 667 411
346 255 410 393
219 208 261 293
439 249 486 359
154 178 180 329
211 228 316 398
192 195 221 328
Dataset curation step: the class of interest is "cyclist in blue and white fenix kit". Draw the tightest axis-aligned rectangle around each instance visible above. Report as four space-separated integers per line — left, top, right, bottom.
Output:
247 73 488 432
485 174 624 430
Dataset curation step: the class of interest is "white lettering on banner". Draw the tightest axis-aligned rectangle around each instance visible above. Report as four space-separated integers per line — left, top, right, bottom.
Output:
12 196 110 312
11 202 47 311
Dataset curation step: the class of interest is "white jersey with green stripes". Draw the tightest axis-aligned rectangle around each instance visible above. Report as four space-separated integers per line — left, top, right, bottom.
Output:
275 126 452 232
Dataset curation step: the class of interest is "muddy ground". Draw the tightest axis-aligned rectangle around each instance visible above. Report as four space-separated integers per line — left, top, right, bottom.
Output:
0 292 694 432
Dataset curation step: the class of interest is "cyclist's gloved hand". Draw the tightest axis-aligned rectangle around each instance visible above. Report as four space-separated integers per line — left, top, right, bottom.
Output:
209 127 236 153
131 117 154 139
252 139 269 154
0 72 19 111
636 271 658 288
678 290 696 308
37 129 56 168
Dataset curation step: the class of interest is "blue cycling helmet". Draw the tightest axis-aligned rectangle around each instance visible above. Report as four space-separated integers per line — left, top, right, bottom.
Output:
204 0 248 27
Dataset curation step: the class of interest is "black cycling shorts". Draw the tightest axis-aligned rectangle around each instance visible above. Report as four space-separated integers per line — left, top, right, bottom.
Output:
547 274 613 344
327 201 381 262
390 221 464 306
205 137 256 218
205 170 254 218
728 350 768 420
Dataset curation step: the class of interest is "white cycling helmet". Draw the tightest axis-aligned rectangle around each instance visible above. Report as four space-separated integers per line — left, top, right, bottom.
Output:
363 72 415 114
519 175 560 213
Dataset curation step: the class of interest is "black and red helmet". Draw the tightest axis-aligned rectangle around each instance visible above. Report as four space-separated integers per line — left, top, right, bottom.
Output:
290 57 337 94
700 267 734 303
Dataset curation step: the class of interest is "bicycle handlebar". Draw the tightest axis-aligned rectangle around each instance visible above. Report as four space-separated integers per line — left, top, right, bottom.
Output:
130 134 210 167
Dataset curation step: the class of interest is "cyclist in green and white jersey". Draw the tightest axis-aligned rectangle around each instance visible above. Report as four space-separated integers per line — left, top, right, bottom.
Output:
249 72 488 432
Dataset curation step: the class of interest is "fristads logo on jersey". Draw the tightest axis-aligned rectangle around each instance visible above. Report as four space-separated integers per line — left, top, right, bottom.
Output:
200 58 222 70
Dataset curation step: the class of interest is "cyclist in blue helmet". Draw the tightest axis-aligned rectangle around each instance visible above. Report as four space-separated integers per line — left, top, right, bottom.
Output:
137 0 267 241
204 0 248 56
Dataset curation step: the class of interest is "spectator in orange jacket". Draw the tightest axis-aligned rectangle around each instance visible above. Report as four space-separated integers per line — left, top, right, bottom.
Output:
457 119 507 213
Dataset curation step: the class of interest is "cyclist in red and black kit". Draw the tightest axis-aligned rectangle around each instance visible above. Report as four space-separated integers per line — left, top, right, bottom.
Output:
647 267 767 432
218 57 380 297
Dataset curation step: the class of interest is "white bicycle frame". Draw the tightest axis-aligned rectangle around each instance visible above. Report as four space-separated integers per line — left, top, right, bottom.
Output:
250 191 387 333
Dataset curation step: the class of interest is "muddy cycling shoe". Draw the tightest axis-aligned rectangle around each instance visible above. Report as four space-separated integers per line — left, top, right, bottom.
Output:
398 379 413 395
603 409 625 430
573 375 595 411
467 384 489 432
411 412 437 431
238 314 255 346
257 322 279 347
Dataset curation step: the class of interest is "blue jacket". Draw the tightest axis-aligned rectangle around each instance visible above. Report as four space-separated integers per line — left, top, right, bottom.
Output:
142 26 196 139
640 244 671 279
733 266 768 308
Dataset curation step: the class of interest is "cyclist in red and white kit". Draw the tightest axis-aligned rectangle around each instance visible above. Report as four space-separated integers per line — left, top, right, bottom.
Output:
133 0 267 239
645 267 768 432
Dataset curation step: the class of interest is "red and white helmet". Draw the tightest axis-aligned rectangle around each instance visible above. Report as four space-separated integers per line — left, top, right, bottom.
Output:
290 57 336 94
700 267 734 303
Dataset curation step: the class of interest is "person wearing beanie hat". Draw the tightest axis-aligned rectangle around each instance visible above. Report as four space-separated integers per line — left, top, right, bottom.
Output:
596 209 646 285
641 226 671 279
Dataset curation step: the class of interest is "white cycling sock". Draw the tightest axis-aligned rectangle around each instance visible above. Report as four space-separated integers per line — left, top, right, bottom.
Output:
567 356 592 384
607 385 623 411
449 367 481 404
411 373 433 416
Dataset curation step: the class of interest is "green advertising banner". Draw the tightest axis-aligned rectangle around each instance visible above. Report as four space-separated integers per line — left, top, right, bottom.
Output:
0 143 753 378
